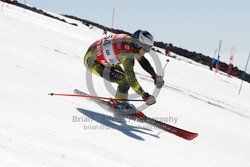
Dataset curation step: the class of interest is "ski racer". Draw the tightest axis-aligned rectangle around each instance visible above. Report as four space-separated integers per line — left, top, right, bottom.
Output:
83 29 164 111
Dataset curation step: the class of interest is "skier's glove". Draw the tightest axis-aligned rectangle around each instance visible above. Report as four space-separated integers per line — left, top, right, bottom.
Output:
152 75 165 89
143 93 156 105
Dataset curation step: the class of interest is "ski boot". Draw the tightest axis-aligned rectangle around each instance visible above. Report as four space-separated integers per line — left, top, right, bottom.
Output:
110 100 136 114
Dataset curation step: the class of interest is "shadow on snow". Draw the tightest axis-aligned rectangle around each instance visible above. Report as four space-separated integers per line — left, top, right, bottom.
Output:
76 108 160 141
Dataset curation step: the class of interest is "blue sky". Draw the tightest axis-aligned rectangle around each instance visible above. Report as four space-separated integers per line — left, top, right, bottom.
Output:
25 0 250 72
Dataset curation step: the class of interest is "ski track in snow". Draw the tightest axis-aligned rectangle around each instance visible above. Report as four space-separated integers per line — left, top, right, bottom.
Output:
136 73 250 119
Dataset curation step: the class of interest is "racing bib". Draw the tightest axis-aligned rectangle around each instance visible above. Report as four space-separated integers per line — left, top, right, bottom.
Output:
95 35 120 66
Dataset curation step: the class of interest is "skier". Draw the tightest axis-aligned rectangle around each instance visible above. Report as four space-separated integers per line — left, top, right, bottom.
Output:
83 29 164 111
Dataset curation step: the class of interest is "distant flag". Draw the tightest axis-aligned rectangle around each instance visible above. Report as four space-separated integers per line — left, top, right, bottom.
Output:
216 40 222 72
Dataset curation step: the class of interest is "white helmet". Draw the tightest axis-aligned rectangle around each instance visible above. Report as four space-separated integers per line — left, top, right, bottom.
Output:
133 29 154 52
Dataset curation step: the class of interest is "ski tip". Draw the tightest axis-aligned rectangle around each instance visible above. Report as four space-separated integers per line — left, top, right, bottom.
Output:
186 133 198 141
48 93 54 96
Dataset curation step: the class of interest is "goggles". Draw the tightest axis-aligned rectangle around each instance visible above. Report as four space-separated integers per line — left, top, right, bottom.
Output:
134 43 152 53
143 44 152 52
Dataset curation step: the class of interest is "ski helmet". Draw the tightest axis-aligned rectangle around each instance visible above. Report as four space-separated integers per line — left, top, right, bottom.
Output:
133 29 154 52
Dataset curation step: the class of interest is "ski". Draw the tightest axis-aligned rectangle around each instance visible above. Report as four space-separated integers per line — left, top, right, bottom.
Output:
74 89 198 140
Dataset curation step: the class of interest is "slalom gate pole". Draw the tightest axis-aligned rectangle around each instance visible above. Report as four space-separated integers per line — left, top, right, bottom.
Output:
238 51 250 95
48 93 144 102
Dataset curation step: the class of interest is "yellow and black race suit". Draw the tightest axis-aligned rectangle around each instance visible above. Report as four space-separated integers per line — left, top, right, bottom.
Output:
84 35 156 101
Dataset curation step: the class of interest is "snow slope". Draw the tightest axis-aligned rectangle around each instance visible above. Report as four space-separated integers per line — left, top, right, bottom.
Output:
1 3 250 167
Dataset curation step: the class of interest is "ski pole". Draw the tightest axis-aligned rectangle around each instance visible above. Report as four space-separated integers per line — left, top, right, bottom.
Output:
162 59 170 77
48 93 145 102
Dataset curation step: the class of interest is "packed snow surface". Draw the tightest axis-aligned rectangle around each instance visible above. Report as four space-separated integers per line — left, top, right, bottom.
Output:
1 3 250 167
